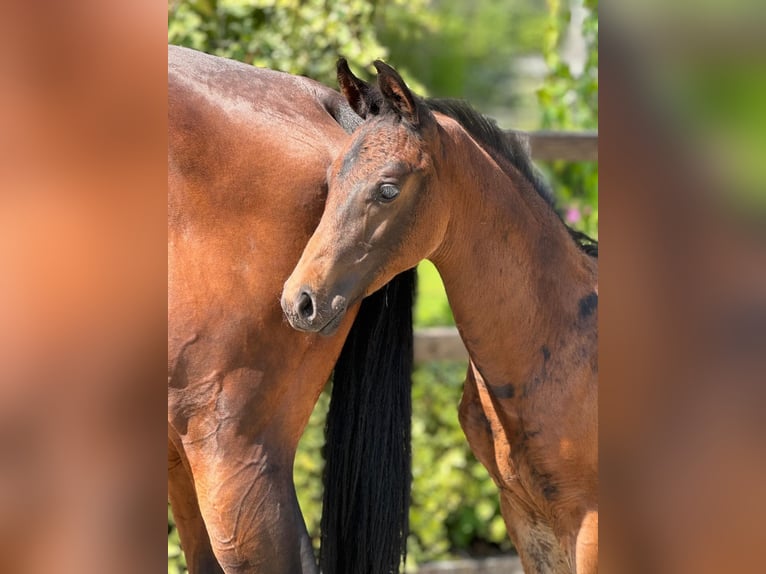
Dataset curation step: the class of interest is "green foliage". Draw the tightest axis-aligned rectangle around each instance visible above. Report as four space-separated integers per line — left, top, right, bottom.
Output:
413 261 453 327
378 0 549 123
293 386 329 551
537 0 598 237
168 506 187 574
169 0 380 85
169 0 433 87
407 361 511 565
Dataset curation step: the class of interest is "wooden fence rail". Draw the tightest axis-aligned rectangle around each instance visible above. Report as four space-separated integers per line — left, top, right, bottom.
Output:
414 326 467 363
413 130 597 363
526 130 598 161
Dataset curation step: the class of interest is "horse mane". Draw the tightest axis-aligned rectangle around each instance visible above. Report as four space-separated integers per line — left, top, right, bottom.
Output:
424 98 598 258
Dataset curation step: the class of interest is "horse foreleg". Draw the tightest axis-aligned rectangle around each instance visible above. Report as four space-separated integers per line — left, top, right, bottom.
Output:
168 436 224 574
181 434 318 574
169 356 323 574
575 509 598 574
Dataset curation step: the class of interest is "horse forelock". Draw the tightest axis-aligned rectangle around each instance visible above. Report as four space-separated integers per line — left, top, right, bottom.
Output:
336 114 419 178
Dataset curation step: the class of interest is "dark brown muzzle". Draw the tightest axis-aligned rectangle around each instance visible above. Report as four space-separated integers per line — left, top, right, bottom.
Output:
281 283 349 335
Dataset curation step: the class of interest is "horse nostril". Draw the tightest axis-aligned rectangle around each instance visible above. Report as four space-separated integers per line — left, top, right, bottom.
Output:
297 290 315 321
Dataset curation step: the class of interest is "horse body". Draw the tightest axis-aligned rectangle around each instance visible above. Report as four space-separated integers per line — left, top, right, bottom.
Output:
283 61 598 573
168 47 414 574
432 115 598 573
168 45 354 573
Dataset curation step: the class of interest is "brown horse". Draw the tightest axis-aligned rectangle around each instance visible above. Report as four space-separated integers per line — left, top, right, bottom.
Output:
168 46 415 574
283 61 598 573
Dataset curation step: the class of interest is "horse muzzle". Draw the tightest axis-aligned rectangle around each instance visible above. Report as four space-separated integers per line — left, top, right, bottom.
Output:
281 285 349 336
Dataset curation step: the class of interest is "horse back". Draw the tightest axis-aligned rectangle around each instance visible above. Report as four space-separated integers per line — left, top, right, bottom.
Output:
168 46 351 411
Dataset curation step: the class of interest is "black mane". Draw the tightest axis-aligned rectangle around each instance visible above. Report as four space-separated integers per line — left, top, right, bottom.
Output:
423 98 598 257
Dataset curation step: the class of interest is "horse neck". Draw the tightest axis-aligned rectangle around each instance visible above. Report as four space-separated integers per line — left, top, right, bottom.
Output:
429 122 597 386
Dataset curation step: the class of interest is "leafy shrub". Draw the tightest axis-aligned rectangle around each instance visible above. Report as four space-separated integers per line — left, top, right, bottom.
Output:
169 0 413 87
168 505 186 574
537 0 598 237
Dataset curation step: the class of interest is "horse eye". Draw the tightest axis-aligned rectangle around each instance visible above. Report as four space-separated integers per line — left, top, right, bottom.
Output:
377 183 400 203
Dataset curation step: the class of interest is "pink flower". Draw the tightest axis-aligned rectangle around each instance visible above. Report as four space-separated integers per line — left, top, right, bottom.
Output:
565 206 581 224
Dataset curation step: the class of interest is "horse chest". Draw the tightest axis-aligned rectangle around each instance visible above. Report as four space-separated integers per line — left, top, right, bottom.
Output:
460 365 546 504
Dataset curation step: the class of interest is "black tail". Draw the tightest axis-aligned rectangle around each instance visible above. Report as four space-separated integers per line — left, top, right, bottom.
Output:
320 268 416 574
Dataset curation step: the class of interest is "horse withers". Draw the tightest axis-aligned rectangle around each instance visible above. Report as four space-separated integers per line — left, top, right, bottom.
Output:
168 46 414 574
283 60 598 573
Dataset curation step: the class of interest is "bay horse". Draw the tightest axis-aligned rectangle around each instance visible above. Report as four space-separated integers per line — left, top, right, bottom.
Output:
283 61 598 573
168 46 414 574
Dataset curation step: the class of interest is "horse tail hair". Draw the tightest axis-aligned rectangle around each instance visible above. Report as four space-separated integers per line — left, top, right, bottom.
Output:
320 267 416 574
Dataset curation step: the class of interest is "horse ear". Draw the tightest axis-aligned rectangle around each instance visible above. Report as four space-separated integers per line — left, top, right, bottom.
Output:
337 57 381 118
373 60 419 127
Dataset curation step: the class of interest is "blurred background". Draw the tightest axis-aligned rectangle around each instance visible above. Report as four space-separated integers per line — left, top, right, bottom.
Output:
167 0 597 570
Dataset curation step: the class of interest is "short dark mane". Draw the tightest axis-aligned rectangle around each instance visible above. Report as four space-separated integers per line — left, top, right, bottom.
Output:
425 99 554 205
424 98 598 257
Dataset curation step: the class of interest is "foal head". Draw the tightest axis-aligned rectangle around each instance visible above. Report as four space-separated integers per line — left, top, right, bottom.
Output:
282 61 448 334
